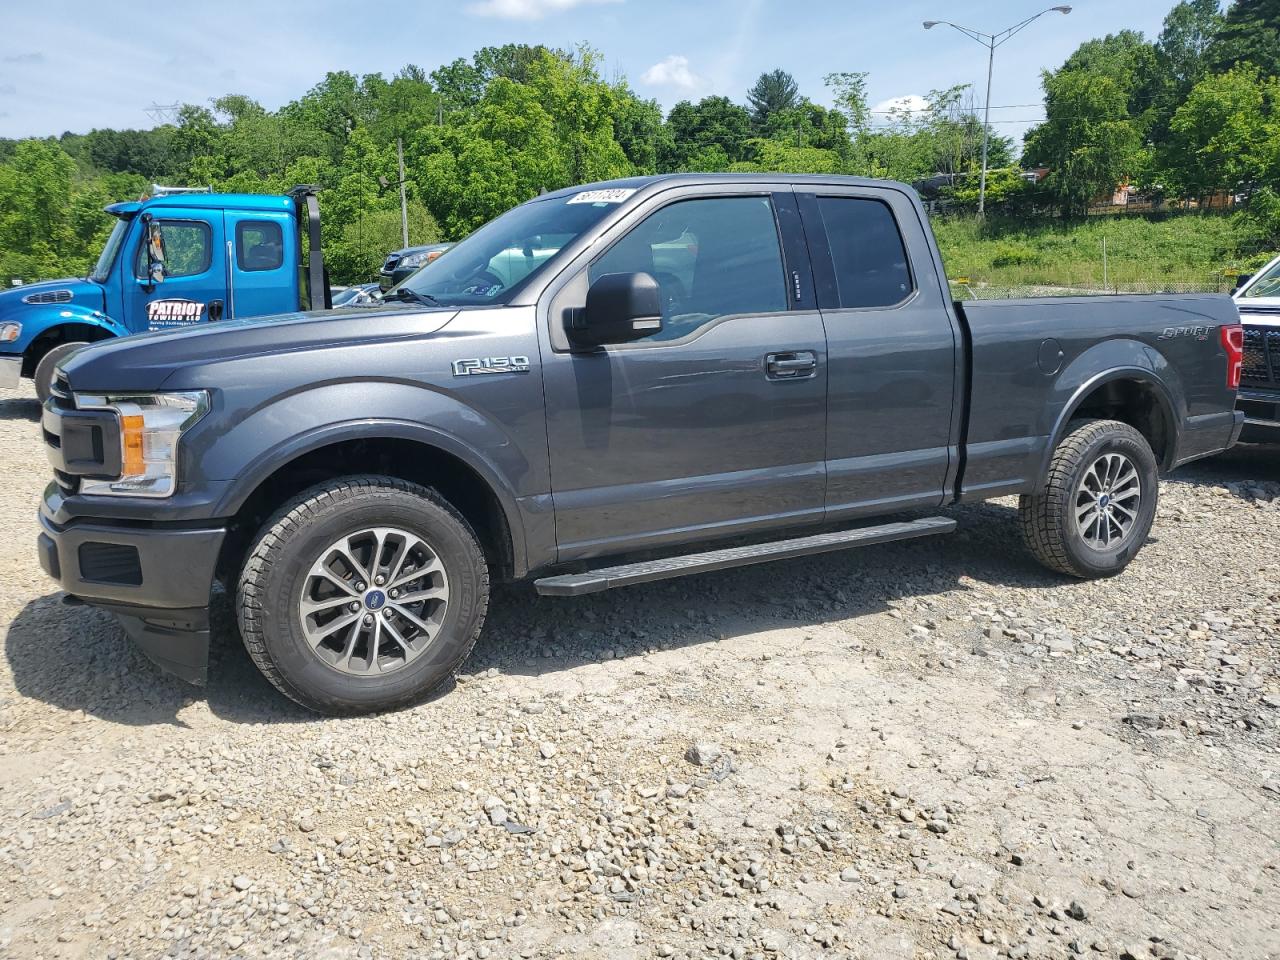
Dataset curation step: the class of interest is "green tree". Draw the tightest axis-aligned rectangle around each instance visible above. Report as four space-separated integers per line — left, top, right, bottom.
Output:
746 70 800 130
1161 65 1279 201
1208 0 1280 77
660 97 753 171
1024 61 1144 216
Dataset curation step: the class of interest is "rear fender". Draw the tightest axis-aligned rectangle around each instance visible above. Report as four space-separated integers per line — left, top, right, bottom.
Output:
1041 339 1183 480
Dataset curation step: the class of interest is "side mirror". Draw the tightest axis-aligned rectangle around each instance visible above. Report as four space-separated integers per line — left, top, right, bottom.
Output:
1233 273 1253 293
145 219 166 285
569 272 663 348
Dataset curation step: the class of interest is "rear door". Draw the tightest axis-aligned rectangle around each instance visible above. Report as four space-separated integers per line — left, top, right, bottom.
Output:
225 209 299 319
121 210 227 333
796 187 959 518
539 185 828 561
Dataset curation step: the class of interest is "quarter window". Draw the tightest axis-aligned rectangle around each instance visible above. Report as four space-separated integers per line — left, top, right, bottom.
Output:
236 220 284 272
134 220 212 279
816 197 912 308
588 196 787 342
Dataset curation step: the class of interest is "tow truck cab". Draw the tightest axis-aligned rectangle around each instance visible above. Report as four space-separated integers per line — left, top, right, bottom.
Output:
0 185 329 401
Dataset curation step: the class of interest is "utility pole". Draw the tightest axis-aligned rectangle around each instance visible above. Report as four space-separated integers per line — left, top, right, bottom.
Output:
396 137 409 248
924 6 1072 218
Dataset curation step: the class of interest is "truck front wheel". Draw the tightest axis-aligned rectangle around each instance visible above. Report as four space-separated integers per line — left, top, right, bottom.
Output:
237 476 489 715
1019 418 1159 579
34 341 89 403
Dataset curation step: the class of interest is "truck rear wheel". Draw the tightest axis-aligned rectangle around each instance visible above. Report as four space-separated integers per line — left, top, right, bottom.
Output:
34 342 89 403
237 476 489 715
1019 418 1159 579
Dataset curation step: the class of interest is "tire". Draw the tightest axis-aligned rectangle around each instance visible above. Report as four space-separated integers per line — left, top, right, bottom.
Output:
34 342 89 403
1019 418 1159 579
237 475 489 715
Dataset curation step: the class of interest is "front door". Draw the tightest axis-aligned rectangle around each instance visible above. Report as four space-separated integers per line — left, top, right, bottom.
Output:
122 211 227 334
540 188 828 562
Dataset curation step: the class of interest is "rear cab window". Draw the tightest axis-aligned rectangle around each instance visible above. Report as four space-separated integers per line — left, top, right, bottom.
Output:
236 221 284 272
813 196 914 309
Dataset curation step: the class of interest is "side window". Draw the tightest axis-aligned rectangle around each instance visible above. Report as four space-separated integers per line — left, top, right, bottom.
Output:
134 221 212 279
816 197 912 308
236 220 284 272
588 196 787 342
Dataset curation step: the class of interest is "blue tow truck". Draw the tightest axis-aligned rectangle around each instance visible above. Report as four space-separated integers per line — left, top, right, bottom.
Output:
0 185 331 401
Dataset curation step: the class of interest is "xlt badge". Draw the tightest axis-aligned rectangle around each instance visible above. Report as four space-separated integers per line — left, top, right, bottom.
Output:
452 356 531 376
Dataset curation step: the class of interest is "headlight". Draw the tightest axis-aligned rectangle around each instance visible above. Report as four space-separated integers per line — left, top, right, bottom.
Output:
398 251 427 270
0 322 21 343
74 391 209 498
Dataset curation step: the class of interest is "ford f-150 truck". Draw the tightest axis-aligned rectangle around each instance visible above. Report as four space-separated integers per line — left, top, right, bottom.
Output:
38 174 1245 715
1231 252 1280 441
1 186 331 402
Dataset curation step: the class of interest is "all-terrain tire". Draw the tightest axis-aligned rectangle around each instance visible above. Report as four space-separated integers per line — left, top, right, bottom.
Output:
1019 418 1159 579
237 475 489 715
34 342 89 403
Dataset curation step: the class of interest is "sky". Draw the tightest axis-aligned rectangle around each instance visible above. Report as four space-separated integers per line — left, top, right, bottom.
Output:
0 0 1183 146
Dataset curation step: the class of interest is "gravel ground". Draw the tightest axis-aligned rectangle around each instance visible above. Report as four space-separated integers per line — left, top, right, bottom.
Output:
0 380 1277 960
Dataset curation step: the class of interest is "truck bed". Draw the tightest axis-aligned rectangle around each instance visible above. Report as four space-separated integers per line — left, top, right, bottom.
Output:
954 293 1241 500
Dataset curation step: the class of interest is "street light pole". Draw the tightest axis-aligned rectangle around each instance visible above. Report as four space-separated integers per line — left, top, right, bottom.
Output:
924 6 1071 218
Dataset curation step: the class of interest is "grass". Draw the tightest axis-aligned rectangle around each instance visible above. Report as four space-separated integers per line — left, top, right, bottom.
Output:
930 211 1273 294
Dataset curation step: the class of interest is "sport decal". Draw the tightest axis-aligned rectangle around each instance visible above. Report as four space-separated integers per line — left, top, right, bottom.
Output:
147 298 206 330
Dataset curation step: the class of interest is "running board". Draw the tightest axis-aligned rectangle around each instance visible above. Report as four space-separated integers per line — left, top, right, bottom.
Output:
534 516 956 597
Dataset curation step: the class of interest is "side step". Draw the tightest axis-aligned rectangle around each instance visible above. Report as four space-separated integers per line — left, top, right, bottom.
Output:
534 516 956 597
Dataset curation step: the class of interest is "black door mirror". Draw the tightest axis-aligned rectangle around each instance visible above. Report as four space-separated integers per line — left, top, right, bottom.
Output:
1233 272 1253 293
569 272 663 347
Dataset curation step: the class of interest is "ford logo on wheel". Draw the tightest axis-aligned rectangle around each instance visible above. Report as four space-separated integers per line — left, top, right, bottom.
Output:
364 590 386 610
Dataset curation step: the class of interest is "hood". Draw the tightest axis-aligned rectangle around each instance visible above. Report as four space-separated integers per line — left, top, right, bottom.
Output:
61 305 460 393
0 277 105 318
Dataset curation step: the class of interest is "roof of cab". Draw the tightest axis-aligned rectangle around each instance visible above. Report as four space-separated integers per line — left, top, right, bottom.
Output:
105 193 296 217
537 172 916 202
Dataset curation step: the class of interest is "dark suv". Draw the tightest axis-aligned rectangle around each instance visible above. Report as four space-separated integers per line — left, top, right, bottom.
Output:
378 243 452 292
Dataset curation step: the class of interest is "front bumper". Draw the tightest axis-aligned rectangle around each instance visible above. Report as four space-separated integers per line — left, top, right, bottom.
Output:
1237 390 1280 443
37 498 226 684
0 354 21 389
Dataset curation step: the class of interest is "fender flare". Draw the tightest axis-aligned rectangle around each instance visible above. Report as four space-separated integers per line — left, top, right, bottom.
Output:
212 417 530 576
1039 366 1181 481
21 305 128 354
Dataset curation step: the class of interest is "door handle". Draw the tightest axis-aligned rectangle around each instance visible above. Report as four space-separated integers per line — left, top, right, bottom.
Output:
207 299 224 322
765 351 817 379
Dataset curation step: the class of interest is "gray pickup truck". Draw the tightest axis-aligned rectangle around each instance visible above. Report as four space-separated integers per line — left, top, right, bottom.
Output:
38 174 1244 715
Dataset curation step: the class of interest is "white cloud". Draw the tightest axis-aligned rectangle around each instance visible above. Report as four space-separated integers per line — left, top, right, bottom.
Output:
640 55 702 91
871 94 929 117
466 0 619 19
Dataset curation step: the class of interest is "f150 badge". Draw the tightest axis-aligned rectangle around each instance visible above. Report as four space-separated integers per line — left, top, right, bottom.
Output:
452 356 531 376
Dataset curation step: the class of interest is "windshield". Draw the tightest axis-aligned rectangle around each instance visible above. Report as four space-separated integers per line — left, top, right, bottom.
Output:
397 192 624 306
1241 257 1280 299
90 218 130 283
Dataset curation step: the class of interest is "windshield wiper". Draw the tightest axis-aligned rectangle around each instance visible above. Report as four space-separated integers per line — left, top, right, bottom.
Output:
382 288 442 307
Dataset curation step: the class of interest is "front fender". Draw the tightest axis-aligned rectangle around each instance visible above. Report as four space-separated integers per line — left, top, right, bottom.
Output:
12 304 128 352
195 380 543 575
1040 338 1184 479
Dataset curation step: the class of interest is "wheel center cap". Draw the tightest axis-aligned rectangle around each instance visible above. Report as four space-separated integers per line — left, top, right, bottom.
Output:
1099 494 1111 508
364 589 386 610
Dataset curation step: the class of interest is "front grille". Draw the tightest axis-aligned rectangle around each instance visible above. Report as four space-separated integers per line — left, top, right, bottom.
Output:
46 372 79 495
78 542 142 586
1241 326 1280 388
22 288 72 305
